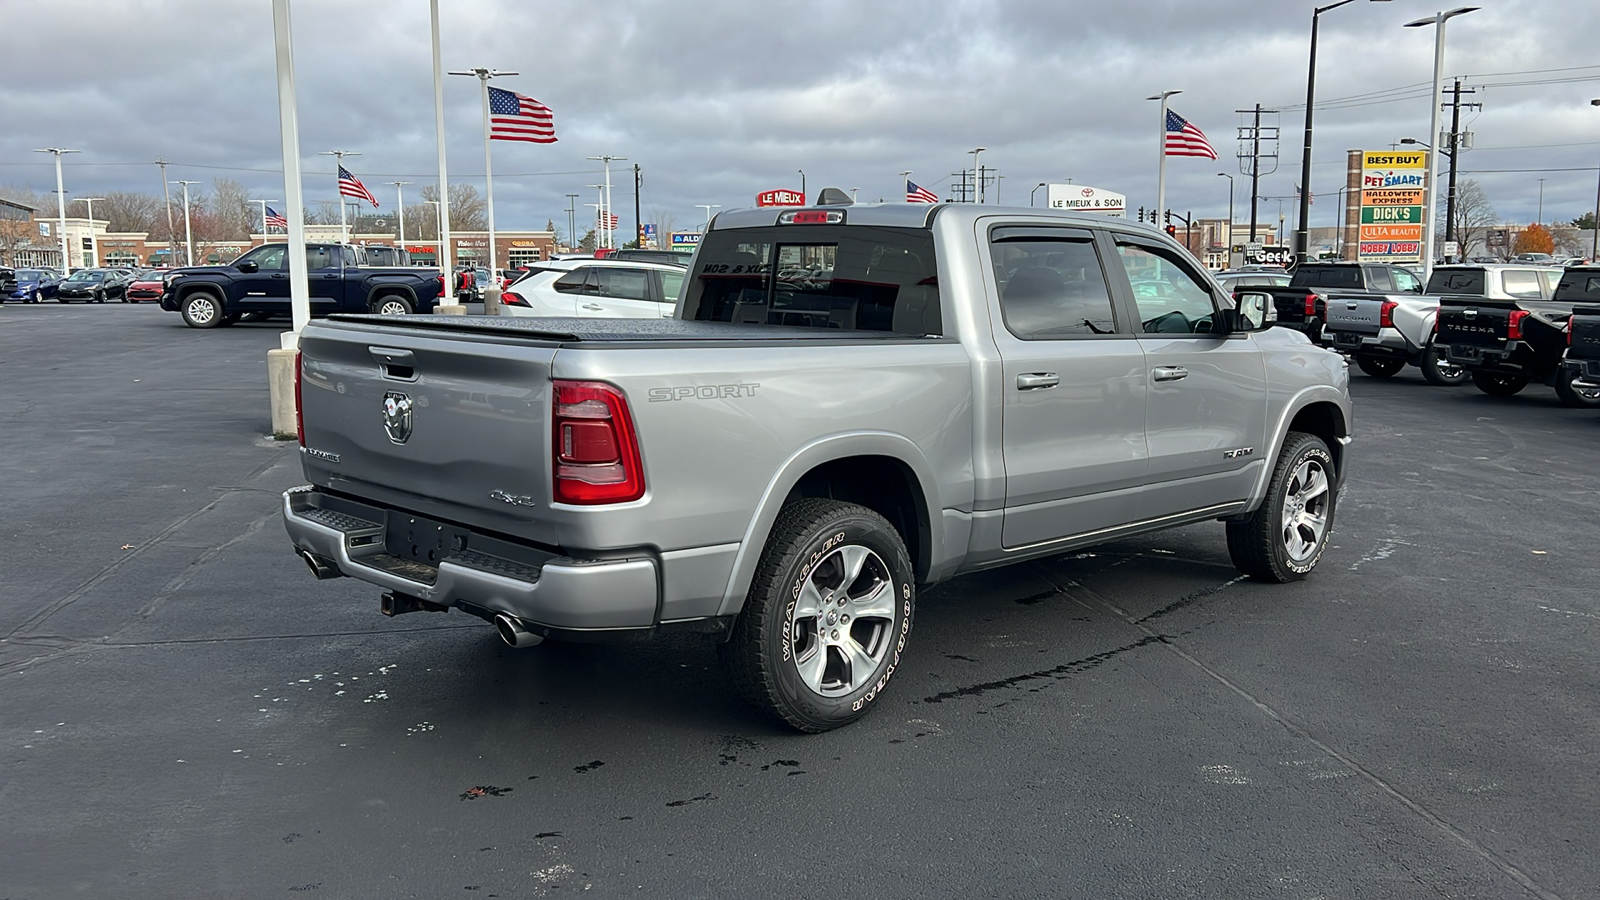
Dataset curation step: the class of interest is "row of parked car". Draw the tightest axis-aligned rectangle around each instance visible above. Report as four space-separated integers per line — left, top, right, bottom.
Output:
0 265 169 304
1240 259 1600 409
498 249 688 319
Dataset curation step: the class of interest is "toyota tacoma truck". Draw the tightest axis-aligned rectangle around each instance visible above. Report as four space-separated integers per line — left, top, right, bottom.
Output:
1559 269 1600 398
160 242 445 328
1262 262 1424 344
1437 264 1600 406
281 198 1352 732
1323 264 1562 386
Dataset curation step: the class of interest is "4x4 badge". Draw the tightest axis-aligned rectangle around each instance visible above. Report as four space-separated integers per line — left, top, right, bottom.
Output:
383 391 413 444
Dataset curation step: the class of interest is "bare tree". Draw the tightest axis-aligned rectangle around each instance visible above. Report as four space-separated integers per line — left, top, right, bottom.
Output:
307 200 344 225
1438 180 1497 259
420 183 487 231
209 178 254 240
94 191 163 234
402 202 439 240
648 207 677 250
0 218 38 266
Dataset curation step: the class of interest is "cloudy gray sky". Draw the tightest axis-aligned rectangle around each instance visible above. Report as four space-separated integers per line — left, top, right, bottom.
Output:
3 0 1598 240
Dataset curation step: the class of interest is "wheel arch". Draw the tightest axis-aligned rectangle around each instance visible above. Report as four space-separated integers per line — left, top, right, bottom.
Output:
365 282 418 308
715 434 941 619
1244 391 1351 512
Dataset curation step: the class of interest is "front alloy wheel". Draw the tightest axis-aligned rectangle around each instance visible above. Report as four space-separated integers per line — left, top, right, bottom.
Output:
1227 432 1336 582
180 293 225 329
374 297 413 315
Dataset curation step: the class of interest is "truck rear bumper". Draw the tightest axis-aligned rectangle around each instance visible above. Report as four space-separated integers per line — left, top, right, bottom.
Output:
282 486 660 633
1328 328 1412 357
1565 357 1600 389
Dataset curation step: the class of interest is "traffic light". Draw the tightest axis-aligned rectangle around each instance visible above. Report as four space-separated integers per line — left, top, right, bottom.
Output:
1165 224 1177 238
1163 209 1172 225
1137 206 1145 223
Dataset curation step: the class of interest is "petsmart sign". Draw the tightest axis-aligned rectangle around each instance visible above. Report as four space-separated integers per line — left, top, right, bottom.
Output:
1359 150 1427 262
1046 184 1126 217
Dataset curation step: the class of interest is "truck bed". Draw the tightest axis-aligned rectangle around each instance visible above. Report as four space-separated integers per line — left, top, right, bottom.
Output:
326 314 944 345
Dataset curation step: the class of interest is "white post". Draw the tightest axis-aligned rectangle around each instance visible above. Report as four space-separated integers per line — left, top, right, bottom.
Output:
477 73 498 304
78 197 103 266
603 159 614 248
430 0 453 277
254 199 268 237
1150 90 1181 220
177 181 197 266
1407 8 1475 283
271 0 311 338
388 182 410 246
53 152 71 268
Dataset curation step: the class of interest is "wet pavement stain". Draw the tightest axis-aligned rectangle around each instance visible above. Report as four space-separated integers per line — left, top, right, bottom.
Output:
1133 576 1246 624
1014 587 1066 605
944 654 978 662
760 759 800 771
923 635 1168 703
665 792 716 807
573 760 605 773
534 831 563 839
459 785 514 801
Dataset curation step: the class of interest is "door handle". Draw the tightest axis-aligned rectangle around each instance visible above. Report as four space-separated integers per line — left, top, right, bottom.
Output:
581 303 604 311
1152 366 1189 382
323 274 339 279
271 273 287 279
1016 373 1059 390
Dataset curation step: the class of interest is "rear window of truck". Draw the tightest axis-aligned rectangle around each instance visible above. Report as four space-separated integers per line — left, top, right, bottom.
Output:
1554 272 1600 301
1290 266 1363 289
1425 268 1486 294
682 226 941 335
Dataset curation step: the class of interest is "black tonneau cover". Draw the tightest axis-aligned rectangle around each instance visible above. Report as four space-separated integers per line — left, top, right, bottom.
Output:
324 314 940 343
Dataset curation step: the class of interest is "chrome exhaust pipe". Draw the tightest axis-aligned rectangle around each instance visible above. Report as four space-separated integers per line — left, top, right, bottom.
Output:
494 614 544 649
298 549 342 580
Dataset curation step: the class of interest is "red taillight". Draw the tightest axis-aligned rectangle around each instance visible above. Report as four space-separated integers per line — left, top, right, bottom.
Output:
1507 310 1529 341
1304 293 1318 316
438 273 446 300
1379 300 1397 329
294 351 304 445
551 381 644 505
502 290 529 307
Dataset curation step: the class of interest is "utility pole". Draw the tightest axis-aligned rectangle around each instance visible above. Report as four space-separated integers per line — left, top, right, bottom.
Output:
564 193 579 251
1442 79 1479 261
633 163 642 248
154 158 177 266
1236 104 1279 246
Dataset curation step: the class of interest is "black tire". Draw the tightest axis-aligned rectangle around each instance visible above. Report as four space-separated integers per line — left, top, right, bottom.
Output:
28 290 40 304
1471 371 1528 397
1554 369 1600 408
718 498 915 733
93 290 104 303
372 295 414 315
1226 432 1337 583
179 292 226 328
1355 354 1405 379
1420 339 1469 386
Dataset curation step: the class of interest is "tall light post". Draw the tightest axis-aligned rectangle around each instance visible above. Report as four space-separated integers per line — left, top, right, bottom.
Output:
1406 6 1479 283
1030 182 1048 207
317 149 360 243
175 180 200 265
587 156 627 249
422 199 441 260
449 67 516 308
1217 172 1235 247
1295 0 1392 265
387 181 412 246
968 148 986 203
270 0 310 340
73 197 105 266
33 148 78 270
1146 91 1181 217
429 0 453 278
798 170 806 201
1591 99 1599 258
1537 178 1545 226
696 204 720 230
564 193 579 251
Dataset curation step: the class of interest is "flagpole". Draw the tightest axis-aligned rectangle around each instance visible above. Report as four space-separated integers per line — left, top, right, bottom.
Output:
478 74 498 312
1149 90 1181 220
429 0 453 280
319 149 359 244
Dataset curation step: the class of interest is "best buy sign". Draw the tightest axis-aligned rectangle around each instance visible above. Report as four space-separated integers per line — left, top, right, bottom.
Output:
1360 205 1423 224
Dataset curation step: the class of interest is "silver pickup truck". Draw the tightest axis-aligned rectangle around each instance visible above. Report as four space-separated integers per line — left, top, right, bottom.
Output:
282 200 1352 732
1323 264 1563 385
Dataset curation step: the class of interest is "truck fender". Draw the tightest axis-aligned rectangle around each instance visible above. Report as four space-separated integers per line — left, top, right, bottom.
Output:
1243 385 1351 513
714 432 943 618
364 282 418 307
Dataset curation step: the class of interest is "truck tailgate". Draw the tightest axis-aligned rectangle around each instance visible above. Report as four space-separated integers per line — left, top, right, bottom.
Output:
1323 295 1386 335
297 321 560 545
1436 297 1513 352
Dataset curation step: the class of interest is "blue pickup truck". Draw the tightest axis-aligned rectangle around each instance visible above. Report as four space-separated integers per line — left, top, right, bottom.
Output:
160 242 445 328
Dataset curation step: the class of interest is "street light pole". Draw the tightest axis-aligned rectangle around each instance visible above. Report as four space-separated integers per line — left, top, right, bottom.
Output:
317 149 360 243
74 197 105 266
1406 6 1478 284
799 170 806 202
33 148 79 269
1146 91 1181 217
1217 172 1235 248
429 0 453 278
251 199 280 239
387 181 412 246
175 180 200 266
564 193 579 251
586 156 627 249
968 148 986 203
696 204 720 229
1591 99 1600 259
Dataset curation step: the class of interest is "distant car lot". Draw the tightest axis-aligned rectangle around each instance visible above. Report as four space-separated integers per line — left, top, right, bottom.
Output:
1 302 1597 898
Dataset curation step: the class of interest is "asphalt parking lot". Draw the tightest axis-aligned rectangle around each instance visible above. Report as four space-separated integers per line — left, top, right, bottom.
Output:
2 302 1597 899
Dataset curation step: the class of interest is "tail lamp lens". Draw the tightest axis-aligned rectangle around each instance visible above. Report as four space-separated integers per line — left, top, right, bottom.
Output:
1379 301 1397 329
552 381 644 505
1508 310 1529 341
502 291 529 307
294 350 305 445
1304 293 1318 316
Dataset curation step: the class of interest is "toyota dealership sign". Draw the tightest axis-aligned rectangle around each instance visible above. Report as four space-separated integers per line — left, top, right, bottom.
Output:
1046 184 1126 217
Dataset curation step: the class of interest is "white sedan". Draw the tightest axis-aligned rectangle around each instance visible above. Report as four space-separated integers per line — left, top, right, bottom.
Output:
501 259 686 319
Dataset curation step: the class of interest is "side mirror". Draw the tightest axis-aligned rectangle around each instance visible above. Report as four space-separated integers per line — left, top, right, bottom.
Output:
236 261 259 274
1229 290 1275 332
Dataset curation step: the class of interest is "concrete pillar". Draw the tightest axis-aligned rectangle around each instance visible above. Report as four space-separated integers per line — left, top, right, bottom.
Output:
436 304 467 315
484 285 501 316
267 347 298 440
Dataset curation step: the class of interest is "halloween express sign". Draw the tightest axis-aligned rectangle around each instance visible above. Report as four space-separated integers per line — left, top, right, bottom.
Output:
1358 150 1427 261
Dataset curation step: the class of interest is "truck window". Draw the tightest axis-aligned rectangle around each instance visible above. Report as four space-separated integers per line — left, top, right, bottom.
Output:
1113 241 1219 334
1392 267 1421 293
1425 268 1484 294
1502 270 1543 300
252 245 288 270
306 246 335 270
593 267 651 301
1290 266 1363 289
683 226 941 335
1555 273 1600 300
991 236 1116 338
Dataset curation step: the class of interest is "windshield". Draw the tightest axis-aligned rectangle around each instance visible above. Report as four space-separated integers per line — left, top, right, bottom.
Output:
681 225 941 335
16 270 45 280
66 271 103 282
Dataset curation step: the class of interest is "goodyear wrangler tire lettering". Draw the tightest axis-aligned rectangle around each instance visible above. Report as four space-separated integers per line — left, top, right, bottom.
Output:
718 499 915 733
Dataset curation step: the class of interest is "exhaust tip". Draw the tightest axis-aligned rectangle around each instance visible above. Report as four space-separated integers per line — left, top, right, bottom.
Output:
298 549 341 580
494 614 544 649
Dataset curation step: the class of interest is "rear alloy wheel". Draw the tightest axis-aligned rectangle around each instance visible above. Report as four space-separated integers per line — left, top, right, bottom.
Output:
719 499 914 732
180 293 225 329
1227 432 1336 583
1355 354 1405 379
1420 339 1469 386
1471 371 1528 397
373 296 413 315
1554 369 1600 408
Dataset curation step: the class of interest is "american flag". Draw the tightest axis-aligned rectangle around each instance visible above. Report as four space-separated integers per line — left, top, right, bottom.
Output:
489 86 556 143
599 212 619 229
264 206 288 229
1164 110 1218 159
338 166 379 207
906 180 939 203
1295 183 1314 206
